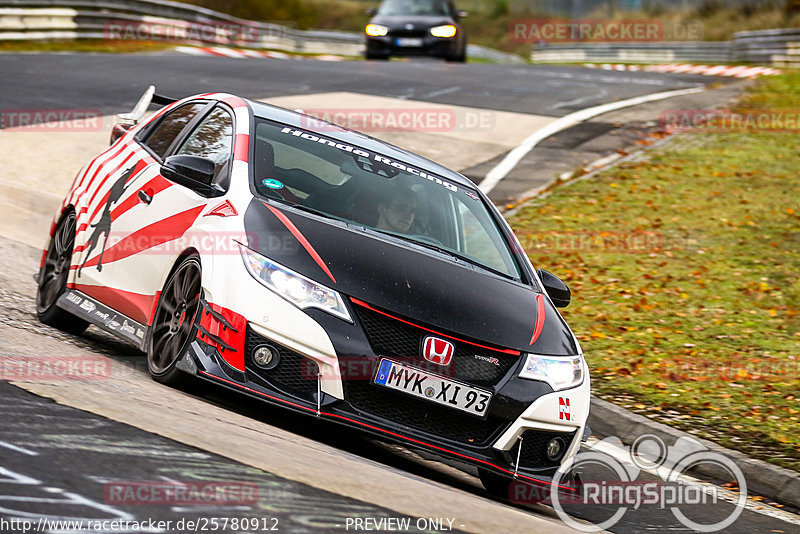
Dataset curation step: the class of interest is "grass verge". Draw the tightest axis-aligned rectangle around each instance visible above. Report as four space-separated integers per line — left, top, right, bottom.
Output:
508 73 800 471
0 39 174 54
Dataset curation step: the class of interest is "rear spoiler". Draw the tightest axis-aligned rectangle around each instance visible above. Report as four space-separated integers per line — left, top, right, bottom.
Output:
110 86 178 145
116 86 177 125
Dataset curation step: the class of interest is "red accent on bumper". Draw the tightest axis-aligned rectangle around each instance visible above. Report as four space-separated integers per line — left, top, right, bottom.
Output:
197 303 248 372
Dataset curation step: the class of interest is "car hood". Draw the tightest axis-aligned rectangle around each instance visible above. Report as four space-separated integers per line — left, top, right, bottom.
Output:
370 15 455 30
244 201 578 355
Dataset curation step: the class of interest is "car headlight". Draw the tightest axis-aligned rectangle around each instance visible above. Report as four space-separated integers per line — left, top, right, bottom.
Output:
365 24 389 37
430 25 457 38
519 354 583 391
239 244 352 323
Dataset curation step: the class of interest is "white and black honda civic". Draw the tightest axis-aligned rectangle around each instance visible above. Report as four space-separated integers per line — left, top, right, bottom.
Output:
36 87 590 496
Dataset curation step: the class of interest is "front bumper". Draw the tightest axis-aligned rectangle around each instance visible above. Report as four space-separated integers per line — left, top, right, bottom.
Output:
184 275 589 487
366 35 460 58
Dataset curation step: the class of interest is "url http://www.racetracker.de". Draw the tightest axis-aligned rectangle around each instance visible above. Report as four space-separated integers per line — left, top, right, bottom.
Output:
0 517 280 533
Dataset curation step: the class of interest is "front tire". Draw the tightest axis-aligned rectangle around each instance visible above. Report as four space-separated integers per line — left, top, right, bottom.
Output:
147 256 202 386
36 210 89 334
446 48 467 62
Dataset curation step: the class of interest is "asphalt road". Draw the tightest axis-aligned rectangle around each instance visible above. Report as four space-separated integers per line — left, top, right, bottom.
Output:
0 380 440 534
0 53 711 115
0 52 797 533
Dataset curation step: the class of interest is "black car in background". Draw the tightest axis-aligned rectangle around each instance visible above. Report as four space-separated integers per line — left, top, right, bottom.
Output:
365 0 468 62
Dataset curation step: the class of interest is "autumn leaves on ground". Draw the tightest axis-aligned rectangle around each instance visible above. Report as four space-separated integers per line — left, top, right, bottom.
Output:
509 73 800 471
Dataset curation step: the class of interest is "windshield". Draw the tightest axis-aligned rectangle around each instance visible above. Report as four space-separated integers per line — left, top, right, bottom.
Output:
378 0 452 17
252 119 521 279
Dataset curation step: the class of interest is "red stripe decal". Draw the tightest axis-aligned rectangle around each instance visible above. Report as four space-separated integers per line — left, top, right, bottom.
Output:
147 290 161 326
80 141 130 192
529 294 545 345
70 283 154 325
86 152 137 210
263 202 337 284
197 370 576 493
350 298 520 356
234 133 249 163
86 158 149 225
109 175 171 222
81 205 204 269
220 96 246 108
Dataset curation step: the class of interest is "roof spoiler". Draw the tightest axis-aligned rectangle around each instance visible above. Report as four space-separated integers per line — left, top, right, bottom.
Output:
116 86 177 125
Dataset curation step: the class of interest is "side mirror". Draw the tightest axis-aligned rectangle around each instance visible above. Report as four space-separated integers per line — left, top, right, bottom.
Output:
161 155 223 197
110 123 131 145
366 7 377 16
537 269 570 308
456 10 469 18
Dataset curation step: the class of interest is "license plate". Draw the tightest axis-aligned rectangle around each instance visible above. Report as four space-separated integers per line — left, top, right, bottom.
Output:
395 37 423 47
374 359 492 417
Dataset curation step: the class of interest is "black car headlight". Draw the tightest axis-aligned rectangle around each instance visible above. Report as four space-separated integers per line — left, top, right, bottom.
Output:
365 24 389 37
430 25 457 38
239 244 352 323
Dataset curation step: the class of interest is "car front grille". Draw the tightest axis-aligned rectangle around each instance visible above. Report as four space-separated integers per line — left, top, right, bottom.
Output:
344 380 509 446
388 29 427 38
245 328 319 402
353 304 520 387
510 429 577 468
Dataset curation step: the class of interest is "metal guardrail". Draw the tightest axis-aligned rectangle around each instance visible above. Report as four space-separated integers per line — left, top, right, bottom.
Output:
733 27 800 67
531 28 800 67
531 42 731 64
0 0 526 63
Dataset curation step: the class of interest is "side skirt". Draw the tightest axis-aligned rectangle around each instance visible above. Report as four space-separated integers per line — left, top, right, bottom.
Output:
56 290 148 351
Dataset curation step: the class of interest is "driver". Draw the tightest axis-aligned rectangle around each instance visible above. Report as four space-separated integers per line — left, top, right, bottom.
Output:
376 184 417 234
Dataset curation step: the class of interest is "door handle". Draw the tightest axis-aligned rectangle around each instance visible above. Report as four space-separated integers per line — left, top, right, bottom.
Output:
138 189 152 205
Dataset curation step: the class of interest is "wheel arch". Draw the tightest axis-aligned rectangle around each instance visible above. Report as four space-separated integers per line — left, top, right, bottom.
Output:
40 204 76 271
142 247 203 347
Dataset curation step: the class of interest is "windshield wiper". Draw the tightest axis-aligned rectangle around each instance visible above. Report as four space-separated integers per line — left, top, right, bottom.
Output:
378 231 514 279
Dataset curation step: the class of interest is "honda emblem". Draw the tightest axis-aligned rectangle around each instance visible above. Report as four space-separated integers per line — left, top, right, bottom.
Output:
422 336 454 366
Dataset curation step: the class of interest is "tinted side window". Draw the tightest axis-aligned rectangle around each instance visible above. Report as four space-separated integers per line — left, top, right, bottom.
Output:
143 103 206 159
175 106 234 181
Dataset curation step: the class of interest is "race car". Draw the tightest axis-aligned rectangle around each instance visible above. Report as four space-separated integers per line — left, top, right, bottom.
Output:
36 87 590 497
